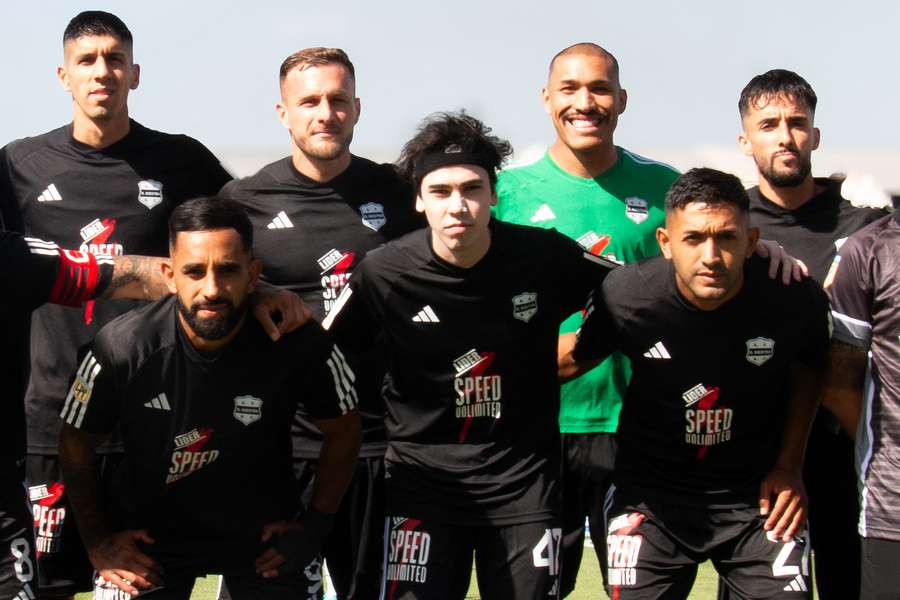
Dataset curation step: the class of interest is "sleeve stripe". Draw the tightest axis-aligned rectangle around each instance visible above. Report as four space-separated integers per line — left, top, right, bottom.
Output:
831 310 872 346
61 352 101 428
325 348 358 414
331 344 356 383
322 286 353 331
50 250 101 306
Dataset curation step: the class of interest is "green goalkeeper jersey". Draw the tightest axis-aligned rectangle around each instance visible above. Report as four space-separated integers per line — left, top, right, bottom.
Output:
494 148 679 433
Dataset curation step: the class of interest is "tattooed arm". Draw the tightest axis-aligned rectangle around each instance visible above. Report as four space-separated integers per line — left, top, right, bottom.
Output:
101 255 170 301
822 339 867 439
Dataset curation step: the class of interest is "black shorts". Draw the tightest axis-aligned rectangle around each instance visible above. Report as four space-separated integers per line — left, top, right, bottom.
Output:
25 453 122 596
559 432 616 597
0 474 37 600
606 491 811 599
92 570 317 600
381 514 561 600
860 536 900 599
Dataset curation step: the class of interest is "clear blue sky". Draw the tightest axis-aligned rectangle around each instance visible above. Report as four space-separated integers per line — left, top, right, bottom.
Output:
2 0 898 167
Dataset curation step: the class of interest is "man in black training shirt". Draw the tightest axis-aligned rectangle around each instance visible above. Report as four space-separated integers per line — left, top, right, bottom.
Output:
325 113 616 600
0 12 231 598
0 232 199 600
561 168 830 599
58 198 361 600
737 70 885 600
219 47 422 600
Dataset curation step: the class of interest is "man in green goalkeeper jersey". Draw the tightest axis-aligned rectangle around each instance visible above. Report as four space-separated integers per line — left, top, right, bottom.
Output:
493 42 679 597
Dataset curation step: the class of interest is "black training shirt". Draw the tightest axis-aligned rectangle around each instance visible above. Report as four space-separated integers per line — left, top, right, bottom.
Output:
574 255 831 508
220 155 423 458
326 220 615 525
61 297 355 575
0 120 231 454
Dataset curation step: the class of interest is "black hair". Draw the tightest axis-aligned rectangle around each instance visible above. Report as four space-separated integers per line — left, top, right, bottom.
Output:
168 197 253 251
665 168 750 215
64 11 133 46
738 69 817 116
396 111 513 192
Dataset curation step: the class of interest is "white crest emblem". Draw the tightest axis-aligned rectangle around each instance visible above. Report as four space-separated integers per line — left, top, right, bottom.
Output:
745 337 775 366
625 197 649 224
233 395 263 425
360 202 386 231
137 180 164 210
512 292 538 323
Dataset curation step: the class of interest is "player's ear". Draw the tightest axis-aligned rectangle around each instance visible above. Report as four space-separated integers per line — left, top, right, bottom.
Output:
745 226 761 257
247 258 262 293
656 227 673 259
130 63 140 90
57 66 70 91
354 97 361 125
737 130 753 157
812 127 820 151
161 254 177 295
415 194 425 214
541 86 552 115
617 88 627 115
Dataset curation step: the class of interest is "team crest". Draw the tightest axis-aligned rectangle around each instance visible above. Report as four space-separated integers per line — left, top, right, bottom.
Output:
745 337 775 366
233 395 263 425
512 292 538 323
625 197 649 224
137 179 164 210
360 202 386 231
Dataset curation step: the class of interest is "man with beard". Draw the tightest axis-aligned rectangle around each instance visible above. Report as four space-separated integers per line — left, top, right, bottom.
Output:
57 198 361 599
219 47 422 599
736 69 885 599
0 12 231 597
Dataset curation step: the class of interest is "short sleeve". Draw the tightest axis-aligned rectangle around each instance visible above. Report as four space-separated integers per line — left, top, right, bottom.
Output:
293 324 358 420
59 340 120 434
551 230 618 317
827 235 873 349
322 259 382 353
572 275 624 362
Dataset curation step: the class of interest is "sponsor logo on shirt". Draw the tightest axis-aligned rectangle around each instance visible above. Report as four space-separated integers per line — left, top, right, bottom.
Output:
412 305 440 323
360 202 386 231
144 393 171 411
30 482 66 556
386 517 430 587
607 512 645 587
233 395 263 426
167 427 219 483
79 218 124 256
683 383 731 457
624 197 649 224
576 231 614 260
512 292 538 322
643 341 671 359
453 350 501 441
267 210 294 229
317 249 356 313
137 179 164 210
745 337 775 366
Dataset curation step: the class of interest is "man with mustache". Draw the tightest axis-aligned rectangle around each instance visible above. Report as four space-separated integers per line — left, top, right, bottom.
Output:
560 167 830 599
0 12 231 598
219 47 422 599
58 198 361 599
737 69 885 599
492 42 679 595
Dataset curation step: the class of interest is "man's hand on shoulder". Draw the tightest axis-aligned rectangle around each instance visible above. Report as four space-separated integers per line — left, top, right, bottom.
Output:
758 466 807 542
252 282 312 341
88 529 163 595
755 239 808 284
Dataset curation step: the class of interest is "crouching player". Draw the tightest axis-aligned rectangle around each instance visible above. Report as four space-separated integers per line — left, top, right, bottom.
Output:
58 198 361 599
561 168 830 599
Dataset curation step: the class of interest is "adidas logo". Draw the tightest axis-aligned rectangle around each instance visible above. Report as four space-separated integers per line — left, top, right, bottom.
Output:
530 203 556 223
783 574 807 592
643 341 671 359
144 393 171 411
412 305 440 323
37 184 62 202
267 211 294 229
